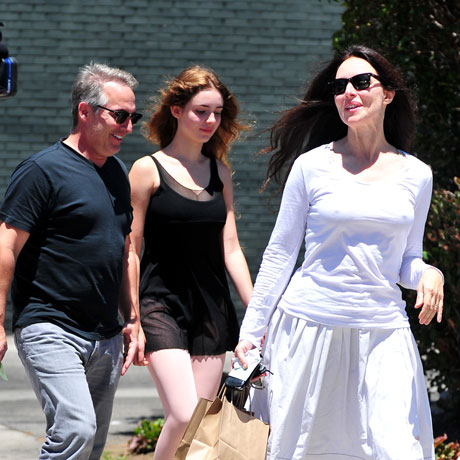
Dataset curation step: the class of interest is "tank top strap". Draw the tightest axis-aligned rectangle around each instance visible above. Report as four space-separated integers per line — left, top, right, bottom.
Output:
205 156 224 195
149 155 164 178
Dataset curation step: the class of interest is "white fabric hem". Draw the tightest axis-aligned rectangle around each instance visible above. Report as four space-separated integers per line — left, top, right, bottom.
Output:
255 308 435 460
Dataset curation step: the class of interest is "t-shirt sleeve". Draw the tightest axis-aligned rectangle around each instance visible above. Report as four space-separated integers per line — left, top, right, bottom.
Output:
0 160 51 232
239 156 309 348
399 166 443 289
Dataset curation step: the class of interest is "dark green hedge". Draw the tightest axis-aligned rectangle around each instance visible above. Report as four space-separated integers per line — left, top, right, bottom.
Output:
403 181 460 436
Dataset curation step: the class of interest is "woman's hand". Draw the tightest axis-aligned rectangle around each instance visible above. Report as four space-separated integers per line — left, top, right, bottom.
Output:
134 325 149 366
234 339 257 369
414 267 444 325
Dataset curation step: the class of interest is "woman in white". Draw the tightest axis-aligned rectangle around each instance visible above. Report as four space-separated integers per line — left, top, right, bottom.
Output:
235 45 444 460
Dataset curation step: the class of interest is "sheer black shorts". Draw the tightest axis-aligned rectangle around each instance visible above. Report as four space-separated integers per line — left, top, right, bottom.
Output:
140 297 236 356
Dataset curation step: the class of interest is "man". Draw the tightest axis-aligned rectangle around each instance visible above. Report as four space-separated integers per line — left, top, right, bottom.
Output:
0 62 144 459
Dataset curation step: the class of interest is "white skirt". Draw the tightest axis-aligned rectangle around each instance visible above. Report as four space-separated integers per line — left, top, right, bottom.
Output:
251 308 435 460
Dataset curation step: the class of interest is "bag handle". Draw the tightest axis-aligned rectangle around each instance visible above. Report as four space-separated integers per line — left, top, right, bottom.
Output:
217 384 227 400
218 383 251 411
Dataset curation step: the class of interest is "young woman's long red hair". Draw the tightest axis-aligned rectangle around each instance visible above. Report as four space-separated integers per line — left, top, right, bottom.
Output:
143 65 249 167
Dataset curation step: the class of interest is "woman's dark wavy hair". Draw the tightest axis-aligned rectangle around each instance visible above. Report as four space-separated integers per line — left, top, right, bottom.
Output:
143 65 248 166
263 45 416 191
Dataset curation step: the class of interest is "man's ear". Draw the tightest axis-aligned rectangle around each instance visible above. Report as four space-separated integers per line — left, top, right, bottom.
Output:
170 105 182 119
78 101 92 122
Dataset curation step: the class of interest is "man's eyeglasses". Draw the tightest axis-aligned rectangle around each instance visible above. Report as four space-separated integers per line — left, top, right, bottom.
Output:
329 73 383 96
97 105 143 125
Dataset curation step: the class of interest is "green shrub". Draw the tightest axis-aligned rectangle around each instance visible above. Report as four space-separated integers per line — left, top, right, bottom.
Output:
127 418 164 454
407 179 460 408
101 454 127 460
435 433 460 459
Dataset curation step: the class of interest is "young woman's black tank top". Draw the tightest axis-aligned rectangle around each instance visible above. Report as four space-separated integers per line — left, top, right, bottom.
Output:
139 155 239 352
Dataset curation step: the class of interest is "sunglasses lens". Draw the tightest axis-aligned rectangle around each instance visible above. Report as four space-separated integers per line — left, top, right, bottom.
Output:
352 74 371 90
131 113 142 125
114 110 129 124
331 79 347 95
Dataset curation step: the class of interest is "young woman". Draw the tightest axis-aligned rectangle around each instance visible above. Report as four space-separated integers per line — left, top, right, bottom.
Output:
235 46 444 460
129 66 253 460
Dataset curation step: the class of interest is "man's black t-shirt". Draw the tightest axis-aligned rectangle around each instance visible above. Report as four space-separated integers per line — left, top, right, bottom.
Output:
0 141 133 340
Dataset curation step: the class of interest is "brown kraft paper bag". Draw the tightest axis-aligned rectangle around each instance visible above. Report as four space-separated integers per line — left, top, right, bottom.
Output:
175 387 269 460
174 397 215 460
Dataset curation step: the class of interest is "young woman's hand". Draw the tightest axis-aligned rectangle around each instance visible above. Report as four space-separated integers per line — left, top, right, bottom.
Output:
134 326 149 366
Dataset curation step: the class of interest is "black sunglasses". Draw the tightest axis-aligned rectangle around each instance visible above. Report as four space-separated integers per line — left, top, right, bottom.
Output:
97 105 143 125
329 73 383 96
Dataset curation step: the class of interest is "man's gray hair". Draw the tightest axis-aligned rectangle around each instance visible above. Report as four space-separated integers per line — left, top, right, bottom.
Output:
71 62 139 130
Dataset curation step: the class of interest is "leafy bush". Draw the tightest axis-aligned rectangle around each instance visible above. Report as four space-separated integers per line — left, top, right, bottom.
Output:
435 433 460 459
101 454 127 460
127 418 164 454
407 179 460 409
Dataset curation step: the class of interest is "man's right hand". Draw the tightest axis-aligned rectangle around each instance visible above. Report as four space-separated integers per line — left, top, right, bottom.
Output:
0 222 30 363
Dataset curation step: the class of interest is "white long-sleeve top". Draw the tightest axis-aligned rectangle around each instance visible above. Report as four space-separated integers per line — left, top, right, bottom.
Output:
240 143 437 348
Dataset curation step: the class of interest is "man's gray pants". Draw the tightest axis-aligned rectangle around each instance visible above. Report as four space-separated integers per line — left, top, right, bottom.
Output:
15 322 123 460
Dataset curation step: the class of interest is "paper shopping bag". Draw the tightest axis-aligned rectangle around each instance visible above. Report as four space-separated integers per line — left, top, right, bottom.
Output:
180 386 269 460
174 397 216 460
181 395 222 459
216 396 269 460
